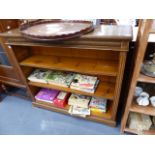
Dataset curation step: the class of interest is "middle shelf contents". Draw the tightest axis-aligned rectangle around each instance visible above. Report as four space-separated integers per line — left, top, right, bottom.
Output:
26 68 115 99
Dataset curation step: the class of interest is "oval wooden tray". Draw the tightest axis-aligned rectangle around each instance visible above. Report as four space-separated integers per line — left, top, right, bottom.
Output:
19 20 94 41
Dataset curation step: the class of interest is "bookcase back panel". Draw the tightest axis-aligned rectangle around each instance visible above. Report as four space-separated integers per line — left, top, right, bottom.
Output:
12 46 32 62
31 46 119 61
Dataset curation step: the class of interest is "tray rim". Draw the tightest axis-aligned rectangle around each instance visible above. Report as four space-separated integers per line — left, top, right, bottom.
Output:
19 19 94 41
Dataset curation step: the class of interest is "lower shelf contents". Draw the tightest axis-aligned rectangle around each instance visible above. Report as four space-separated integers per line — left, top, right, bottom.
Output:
33 100 112 124
34 87 112 121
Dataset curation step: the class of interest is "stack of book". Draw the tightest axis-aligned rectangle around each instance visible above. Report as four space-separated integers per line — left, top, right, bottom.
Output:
89 97 107 115
35 88 60 103
68 93 91 117
70 74 99 93
45 71 75 87
28 69 51 83
28 70 99 94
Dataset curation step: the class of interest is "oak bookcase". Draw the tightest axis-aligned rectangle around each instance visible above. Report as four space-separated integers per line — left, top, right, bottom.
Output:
0 25 132 126
121 19 155 134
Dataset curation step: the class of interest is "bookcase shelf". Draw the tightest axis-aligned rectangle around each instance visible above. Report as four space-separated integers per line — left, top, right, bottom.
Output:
33 100 113 125
124 127 155 135
138 73 155 84
28 80 115 100
0 25 132 127
20 55 118 76
130 101 155 116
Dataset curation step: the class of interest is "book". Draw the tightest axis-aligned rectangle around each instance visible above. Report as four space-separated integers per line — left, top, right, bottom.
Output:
45 71 75 87
90 107 107 114
70 74 98 90
28 69 50 83
68 94 91 108
35 88 59 103
89 97 107 110
53 91 70 108
68 106 90 117
70 80 99 93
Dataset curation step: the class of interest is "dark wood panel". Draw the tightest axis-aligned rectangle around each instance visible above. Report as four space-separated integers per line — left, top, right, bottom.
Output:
0 20 19 32
0 65 18 79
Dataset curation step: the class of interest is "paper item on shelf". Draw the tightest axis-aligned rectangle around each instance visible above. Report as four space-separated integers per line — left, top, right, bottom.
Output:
35 88 59 103
53 91 70 108
71 74 98 90
45 71 75 87
70 80 99 93
90 107 107 114
68 106 90 117
28 69 51 83
71 106 90 115
68 94 91 108
89 97 107 110
128 113 152 131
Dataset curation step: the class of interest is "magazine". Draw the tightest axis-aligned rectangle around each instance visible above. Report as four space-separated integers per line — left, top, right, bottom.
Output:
35 88 59 103
68 94 91 108
45 71 75 87
70 80 99 93
28 69 51 83
70 74 98 90
89 97 107 110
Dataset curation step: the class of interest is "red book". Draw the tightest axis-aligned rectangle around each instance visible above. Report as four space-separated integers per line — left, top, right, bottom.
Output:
53 91 70 108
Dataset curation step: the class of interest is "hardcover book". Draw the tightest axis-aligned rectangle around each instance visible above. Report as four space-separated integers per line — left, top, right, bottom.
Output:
35 88 59 103
70 74 98 90
28 69 51 83
45 71 75 87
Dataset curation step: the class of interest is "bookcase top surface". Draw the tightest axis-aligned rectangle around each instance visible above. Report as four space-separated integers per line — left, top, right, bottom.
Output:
0 25 133 41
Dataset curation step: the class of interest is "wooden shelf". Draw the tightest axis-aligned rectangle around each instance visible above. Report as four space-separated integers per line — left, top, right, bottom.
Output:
124 127 155 135
130 101 155 116
138 73 155 84
28 80 115 100
20 55 118 76
33 100 114 125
